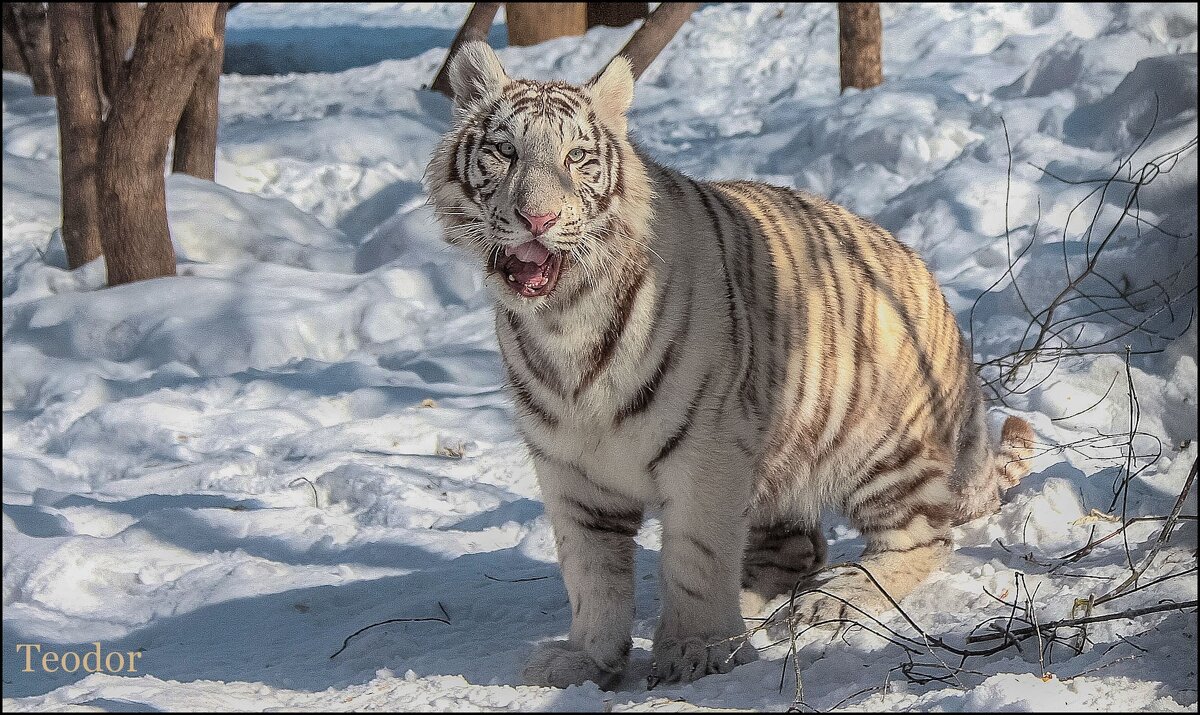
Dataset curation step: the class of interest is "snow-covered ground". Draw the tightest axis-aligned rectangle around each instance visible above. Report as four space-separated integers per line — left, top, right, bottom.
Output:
3 2 1197 711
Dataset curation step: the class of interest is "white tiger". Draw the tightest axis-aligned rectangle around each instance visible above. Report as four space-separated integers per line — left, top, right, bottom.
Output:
425 42 1034 689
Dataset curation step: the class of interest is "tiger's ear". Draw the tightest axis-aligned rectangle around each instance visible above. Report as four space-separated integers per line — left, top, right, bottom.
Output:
449 42 509 109
587 55 635 131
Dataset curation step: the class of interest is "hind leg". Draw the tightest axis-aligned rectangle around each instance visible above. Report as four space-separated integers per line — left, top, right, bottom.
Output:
740 516 827 616
790 447 954 626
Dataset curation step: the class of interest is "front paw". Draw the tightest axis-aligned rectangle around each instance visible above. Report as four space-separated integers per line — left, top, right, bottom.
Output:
522 639 627 689
649 633 757 686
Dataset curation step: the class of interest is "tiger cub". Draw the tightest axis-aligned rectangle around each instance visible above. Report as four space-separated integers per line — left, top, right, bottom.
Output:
425 42 1034 689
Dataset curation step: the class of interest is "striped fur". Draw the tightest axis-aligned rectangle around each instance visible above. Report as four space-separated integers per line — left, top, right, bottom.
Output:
425 43 1034 688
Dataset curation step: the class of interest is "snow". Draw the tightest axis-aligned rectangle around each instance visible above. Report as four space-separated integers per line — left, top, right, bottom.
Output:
3 2 1197 711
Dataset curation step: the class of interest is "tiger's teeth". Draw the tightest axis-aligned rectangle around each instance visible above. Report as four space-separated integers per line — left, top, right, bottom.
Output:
507 274 516 281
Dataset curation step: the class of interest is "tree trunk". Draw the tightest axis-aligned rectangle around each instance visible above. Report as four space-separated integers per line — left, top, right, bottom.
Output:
505 2 586 47
97 3 219 286
94 2 141 105
172 3 228 180
587 2 647 29
11 3 56 95
48 2 103 268
431 2 501 99
607 2 698 81
838 3 882 92
3 5 30 74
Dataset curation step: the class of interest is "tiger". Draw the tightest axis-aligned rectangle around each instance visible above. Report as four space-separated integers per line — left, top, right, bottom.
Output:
425 42 1035 689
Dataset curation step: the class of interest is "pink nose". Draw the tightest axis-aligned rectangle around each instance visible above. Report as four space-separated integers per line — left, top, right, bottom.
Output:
517 208 559 237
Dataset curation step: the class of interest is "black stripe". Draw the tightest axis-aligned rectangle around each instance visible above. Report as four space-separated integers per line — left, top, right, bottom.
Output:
825 277 870 454
614 341 676 422
845 406 925 481
710 186 763 408
851 467 939 517
692 180 753 416
647 372 711 473
870 439 924 476
501 359 558 428
598 123 623 205
736 184 802 415
741 185 816 456
743 560 808 576
780 193 841 450
504 309 566 397
673 578 707 601
574 260 646 399
615 277 692 424
748 523 816 551
524 440 568 470
525 442 632 502
564 497 642 537
869 537 951 555
687 536 717 560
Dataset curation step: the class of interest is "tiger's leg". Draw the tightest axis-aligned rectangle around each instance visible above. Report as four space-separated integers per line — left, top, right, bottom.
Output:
740 516 827 616
522 454 642 689
791 446 954 626
949 399 1001 524
650 447 759 685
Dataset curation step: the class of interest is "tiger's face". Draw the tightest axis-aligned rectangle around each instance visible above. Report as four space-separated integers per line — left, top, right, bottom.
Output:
427 43 647 309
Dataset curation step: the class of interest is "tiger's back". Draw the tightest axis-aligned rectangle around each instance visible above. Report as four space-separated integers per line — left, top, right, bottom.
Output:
700 180 979 514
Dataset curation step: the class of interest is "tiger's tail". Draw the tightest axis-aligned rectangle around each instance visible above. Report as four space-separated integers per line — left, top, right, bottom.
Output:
994 416 1035 488
951 414 1036 525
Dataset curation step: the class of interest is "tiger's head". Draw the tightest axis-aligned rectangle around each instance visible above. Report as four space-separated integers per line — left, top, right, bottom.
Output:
426 42 652 310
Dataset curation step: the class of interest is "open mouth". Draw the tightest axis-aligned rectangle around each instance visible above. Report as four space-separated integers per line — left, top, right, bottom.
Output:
493 240 564 298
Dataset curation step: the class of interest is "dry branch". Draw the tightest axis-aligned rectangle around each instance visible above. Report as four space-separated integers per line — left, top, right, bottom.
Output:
972 108 1197 408
330 614 451 659
606 2 699 81
431 2 501 99
965 598 1198 644
1097 457 1197 605
723 557 1198 708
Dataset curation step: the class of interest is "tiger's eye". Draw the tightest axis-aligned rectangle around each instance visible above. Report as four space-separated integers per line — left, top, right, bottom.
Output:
567 147 586 163
497 142 517 158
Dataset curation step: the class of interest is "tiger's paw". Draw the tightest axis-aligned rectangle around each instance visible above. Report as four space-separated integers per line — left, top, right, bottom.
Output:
522 639 625 690
648 634 757 687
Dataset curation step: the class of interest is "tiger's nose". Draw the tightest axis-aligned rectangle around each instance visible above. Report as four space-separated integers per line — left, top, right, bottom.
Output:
517 208 559 237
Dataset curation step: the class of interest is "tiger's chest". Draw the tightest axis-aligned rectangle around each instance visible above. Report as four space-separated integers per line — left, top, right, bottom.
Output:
517 404 664 502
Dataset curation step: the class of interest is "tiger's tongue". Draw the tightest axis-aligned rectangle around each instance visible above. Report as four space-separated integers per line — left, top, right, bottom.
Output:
505 240 551 284
508 240 550 264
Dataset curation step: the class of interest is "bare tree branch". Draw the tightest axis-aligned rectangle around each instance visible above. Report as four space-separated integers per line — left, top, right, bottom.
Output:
605 2 699 81
430 2 501 99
